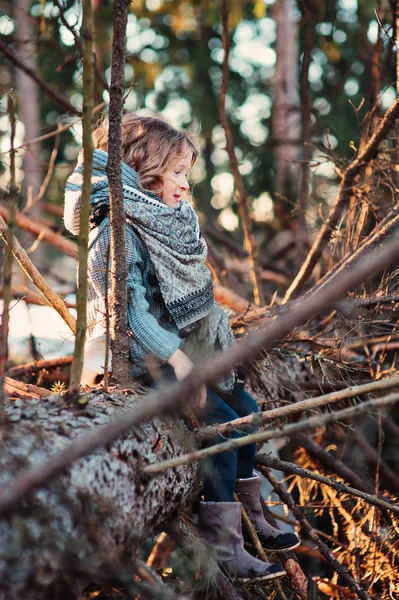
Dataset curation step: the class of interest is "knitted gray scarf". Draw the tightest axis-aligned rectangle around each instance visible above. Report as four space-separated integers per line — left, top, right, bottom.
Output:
65 149 235 392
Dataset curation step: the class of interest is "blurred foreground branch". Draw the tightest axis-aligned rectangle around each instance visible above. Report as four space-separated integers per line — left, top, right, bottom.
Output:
2 229 399 514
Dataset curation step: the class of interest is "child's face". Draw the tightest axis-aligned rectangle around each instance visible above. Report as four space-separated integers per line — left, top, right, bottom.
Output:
161 148 192 209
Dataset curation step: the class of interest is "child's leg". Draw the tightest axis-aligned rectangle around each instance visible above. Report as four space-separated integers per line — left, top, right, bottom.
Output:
199 387 286 582
218 384 259 479
201 388 242 502
227 386 301 552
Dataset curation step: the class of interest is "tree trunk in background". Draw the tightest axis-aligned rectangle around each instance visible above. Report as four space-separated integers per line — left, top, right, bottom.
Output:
271 0 301 229
92 0 110 106
14 0 43 273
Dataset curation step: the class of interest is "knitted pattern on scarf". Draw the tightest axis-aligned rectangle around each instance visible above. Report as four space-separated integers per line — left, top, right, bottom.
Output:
65 149 235 392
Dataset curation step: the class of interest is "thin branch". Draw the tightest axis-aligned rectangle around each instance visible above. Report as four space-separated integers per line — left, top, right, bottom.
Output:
283 95 399 302
0 205 78 259
233 492 268 562
0 215 76 333
106 0 130 384
102 247 111 391
200 374 399 439
354 293 399 307
255 453 395 517
296 0 315 267
352 428 399 493
0 38 80 116
304 202 399 301
262 468 370 600
2 229 399 513
0 95 17 400
292 433 374 494
219 0 264 306
143 390 399 515
10 101 106 152
0 286 76 309
69 0 94 393
22 125 61 212
52 0 109 93
7 356 73 378
146 532 176 570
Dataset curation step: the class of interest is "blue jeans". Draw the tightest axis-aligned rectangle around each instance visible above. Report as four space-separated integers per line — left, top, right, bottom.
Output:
201 384 258 502
138 366 258 503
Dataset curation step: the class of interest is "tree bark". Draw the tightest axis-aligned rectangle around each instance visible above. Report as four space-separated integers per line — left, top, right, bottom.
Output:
13 0 45 277
0 391 199 600
14 0 42 199
271 0 301 228
107 0 130 384
69 0 94 393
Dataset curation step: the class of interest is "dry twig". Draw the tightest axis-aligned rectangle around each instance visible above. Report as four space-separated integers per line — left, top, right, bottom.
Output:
283 95 399 302
0 38 80 116
261 468 370 600
201 374 399 439
0 215 76 333
219 0 263 306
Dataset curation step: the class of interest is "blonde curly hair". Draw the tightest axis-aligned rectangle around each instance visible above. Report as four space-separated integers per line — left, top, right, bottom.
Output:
93 113 201 196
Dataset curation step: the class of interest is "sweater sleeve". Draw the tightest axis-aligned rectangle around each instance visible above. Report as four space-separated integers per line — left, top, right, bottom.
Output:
63 165 84 236
125 228 182 362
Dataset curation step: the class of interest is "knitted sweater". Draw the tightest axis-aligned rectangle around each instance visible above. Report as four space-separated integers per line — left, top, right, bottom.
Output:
65 211 182 378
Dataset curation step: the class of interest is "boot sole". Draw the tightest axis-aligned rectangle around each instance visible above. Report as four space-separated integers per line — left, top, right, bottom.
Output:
244 538 301 553
263 539 301 553
238 567 287 584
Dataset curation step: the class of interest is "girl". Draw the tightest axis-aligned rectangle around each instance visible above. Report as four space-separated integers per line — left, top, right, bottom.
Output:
64 113 299 583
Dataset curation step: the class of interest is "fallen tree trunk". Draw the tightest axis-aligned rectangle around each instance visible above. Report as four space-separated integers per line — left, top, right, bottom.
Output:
0 347 319 600
0 389 199 600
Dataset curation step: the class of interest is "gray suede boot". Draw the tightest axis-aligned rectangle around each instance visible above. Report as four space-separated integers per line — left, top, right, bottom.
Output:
197 501 286 583
235 473 300 552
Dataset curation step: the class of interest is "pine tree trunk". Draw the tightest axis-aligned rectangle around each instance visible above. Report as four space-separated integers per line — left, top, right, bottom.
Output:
271 0 301 228
0 353 319 599
0 391 199 600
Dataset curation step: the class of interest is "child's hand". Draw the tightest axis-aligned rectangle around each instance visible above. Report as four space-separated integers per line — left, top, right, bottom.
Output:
167 349 207 408
167 348 195 380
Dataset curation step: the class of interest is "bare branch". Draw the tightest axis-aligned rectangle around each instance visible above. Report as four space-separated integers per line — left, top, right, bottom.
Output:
10 101 106 152
52 0 109 93
201 374 399 439
0 38 81 116
255 453 395 518
0 205 78 259
283 95 399 302
143 389 399 517
0 215 76 333
219 0 264 306
7 356 72 378
261 468 370 600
